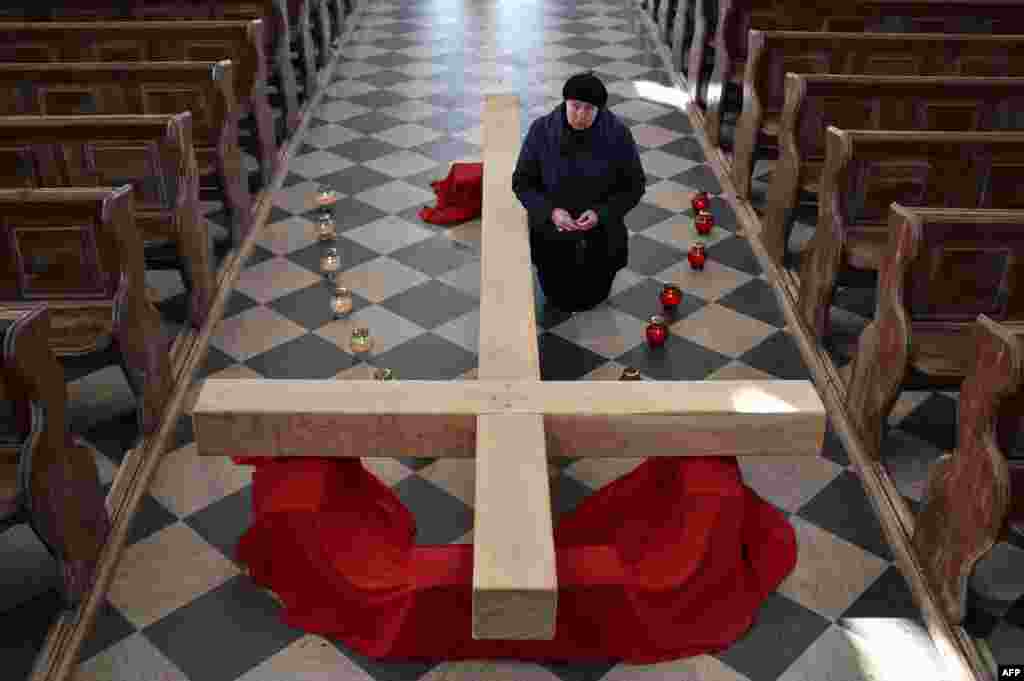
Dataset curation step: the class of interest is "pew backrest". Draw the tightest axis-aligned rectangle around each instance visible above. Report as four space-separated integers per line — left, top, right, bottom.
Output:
0 113 213 328
887 204 1024 325
824 128 1024 233
0 61 235 145
748 30 1024 118
790 75 1024 162
0 20 265 110
0 186 140 304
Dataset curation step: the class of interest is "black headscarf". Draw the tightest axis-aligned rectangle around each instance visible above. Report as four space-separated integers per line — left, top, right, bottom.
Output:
560 71 608 156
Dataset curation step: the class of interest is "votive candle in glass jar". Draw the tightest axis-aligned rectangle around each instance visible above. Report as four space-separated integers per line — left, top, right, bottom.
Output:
321 247 340 277
330 288 353 318
620 367 642 381
316 212 337 241
350 326 372 354
316 188 338 208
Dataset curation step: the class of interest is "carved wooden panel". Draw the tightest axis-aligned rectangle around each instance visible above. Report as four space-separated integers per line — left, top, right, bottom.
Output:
987 162 1024 209
9 222 111 298
912 314 1021 624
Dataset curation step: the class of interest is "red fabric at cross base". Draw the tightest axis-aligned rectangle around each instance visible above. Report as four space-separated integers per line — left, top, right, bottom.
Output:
231 455 797 663
418 162 483 225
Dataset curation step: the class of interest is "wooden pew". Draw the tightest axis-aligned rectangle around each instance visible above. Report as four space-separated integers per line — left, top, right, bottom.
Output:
726 30 1024 191
699 0 1024 124
797 128 1024 345
0 1 305 137
758 75 1024 269
0 304 110 607
0 61 252 249
0 113 213 331
844 204 1024 464
0 20 279 186
0 186 173 438
913 314 1024 626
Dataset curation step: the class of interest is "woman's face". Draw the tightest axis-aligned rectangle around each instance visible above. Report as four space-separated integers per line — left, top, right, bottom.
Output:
566 99 597 130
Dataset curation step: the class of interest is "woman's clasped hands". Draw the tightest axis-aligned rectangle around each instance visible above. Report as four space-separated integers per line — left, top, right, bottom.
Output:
552 207 599 232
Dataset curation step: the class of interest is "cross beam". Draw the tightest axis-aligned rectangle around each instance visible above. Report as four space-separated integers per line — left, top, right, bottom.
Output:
191 95 827 641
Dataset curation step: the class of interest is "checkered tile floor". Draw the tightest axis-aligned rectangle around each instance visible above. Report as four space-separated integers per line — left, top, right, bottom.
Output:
4 1 1023 679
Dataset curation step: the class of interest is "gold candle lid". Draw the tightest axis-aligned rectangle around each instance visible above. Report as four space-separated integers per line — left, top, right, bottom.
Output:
648 315 666 326
373 367 394 380
620 367 642 380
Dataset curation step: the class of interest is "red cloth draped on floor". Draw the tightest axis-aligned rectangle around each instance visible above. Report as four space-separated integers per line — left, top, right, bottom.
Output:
417 162 483 225
231 454 797 663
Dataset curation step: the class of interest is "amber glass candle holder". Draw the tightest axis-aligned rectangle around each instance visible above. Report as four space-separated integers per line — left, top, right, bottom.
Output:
321 246 340 279
330 287 353 318
620 367 642 381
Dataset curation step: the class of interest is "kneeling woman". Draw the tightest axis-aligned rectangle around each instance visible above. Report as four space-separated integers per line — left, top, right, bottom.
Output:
513 71 646 313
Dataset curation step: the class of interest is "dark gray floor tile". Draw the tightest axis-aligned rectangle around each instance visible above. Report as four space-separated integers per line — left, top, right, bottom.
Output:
1 590 66 680
370 333 477 381
268 281 371 331
895 393 959 453
608 276 706 322
739 330 812 380
705 235 763 276
614 333 733 380
716 278 785 328
538 332 614 381
313 196 391 232
714 593 831 681
797 470 894 561
314 164 398 195
77 598 138 664
142 575 304 681
380 280 477 330
625 234 689 276
839 565 924 625
622 204 675 234
393 475 472 545
658 137 706 163
244 333 359 379
184 486 253 566
388 235 477 278
285 237 381 276
335 112 407 136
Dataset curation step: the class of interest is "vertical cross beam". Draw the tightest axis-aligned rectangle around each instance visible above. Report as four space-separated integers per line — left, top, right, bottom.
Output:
473 94 557 640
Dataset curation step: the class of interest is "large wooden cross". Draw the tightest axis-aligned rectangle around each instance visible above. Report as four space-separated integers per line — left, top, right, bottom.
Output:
192 94 826 641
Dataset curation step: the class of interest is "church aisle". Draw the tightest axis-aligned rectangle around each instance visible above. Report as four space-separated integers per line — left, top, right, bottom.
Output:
3 0 1022 679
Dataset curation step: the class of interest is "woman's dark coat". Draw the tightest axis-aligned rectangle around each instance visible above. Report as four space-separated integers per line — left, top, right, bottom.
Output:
512 102 646 274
